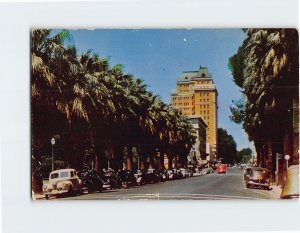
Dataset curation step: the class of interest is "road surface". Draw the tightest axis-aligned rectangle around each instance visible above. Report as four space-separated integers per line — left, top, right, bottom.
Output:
54 167 278 200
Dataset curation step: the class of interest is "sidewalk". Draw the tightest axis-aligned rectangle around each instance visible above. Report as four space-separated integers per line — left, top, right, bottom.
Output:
269 185 283 199
32 191 45 200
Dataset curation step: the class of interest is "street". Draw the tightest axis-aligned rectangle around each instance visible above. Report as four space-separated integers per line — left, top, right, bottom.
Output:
51 167 279 200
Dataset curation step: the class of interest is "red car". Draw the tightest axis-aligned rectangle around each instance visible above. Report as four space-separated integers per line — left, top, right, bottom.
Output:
217 164 227 174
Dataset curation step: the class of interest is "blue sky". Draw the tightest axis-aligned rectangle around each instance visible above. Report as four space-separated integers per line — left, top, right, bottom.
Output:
65 29 251 151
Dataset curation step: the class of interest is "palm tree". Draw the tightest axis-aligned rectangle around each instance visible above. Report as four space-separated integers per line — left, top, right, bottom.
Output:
229 29 299 176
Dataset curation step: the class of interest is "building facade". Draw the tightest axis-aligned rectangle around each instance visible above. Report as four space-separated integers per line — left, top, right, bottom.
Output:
171 66 218 160
188 116 207 163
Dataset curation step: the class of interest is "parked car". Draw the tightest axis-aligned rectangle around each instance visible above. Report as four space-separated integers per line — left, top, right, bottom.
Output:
179 168 189 178
172 169 182 179
207 167 214 174
217 164 227 174
160 169 168 182
201 168 209 175
133 169 147 186
118 169 137 188
43 168 82 199
79 169 103 193
145 169 160 183
101 170 122 190
167 169 175 180
244 167 271 190
187 168 194 177
281 165 299 199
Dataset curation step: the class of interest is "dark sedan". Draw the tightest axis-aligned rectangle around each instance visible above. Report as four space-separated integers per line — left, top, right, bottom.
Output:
244 167 271 190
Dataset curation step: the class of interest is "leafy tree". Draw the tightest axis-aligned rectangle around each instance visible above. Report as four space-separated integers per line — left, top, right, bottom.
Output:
237 148 252 164
217 128 238 164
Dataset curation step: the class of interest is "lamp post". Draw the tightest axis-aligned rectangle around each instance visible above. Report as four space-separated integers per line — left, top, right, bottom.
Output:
51 138 55 171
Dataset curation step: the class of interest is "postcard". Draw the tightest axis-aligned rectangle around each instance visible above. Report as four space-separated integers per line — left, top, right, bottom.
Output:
31 29 299 200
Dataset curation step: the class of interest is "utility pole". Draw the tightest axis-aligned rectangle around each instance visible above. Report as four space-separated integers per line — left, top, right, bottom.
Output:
51 138 55 171
275 153 282 186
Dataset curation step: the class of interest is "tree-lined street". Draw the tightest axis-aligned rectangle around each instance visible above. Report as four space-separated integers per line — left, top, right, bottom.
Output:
31 29 298 200
47 167 279 200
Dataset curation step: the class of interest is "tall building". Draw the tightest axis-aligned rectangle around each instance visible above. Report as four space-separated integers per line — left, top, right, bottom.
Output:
171 66 218 160
188 116 207 162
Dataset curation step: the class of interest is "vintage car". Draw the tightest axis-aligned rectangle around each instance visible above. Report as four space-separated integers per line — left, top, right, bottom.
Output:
78 169 103 193
118 169 137 187
43 168 82 199
281 165 299 199
145 169 161 183
244 167 271 190
179 168 189 178
160 169 168 181
133 169 147 185
167 169 175 180
217 164 227 174
101 170 122 190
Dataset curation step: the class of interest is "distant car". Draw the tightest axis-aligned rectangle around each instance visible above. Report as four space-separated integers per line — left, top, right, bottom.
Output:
217 164 227 174
281 165 299 199
200 168 208 175
244 167 271 190
133 169 147 186
207 167 214 174
167 169 175 180
160 170 168 181
43 168 82 199
176 169 183 179
187 168 194 177
179 168 189 178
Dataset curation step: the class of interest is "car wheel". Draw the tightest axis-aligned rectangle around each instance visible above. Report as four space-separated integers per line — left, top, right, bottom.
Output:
68 186 74 196
45 194 49 200
87 186 94 194
99 186 103 193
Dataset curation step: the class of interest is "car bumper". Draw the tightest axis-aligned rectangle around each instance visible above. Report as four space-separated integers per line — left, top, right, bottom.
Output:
248 180 270 188
43 189 69 195
103 184 111 189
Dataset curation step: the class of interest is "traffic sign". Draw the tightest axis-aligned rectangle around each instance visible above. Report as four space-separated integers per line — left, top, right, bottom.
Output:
284 154 290 160
276 153 282 159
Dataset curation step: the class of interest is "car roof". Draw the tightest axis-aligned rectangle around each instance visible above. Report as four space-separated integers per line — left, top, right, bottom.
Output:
50 168 74 174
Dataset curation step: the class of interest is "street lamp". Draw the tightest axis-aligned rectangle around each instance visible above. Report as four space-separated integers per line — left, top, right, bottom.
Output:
51 137 55 171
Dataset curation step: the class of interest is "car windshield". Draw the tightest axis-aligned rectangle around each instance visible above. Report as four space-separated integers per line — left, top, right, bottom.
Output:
50 172 59 179
253 170 269 178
